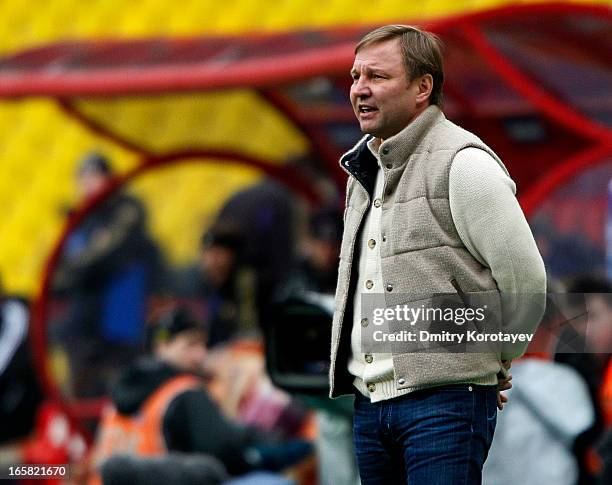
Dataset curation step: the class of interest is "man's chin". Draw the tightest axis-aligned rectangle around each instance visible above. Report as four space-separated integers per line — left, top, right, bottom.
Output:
359 121 380 137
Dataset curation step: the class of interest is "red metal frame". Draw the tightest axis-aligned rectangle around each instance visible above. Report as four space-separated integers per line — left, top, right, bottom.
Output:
58 99 154 156
451 19 611 214
257 87 346 188
0 43 356 97
458 23 610 143
520 142 612 216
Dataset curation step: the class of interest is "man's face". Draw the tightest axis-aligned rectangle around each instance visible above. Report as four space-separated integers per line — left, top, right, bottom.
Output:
350 38 427 140
78 171 109 200
156 329 208 373
201 245 236 289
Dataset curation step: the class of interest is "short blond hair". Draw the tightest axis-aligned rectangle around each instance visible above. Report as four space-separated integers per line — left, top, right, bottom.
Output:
355 25 445 106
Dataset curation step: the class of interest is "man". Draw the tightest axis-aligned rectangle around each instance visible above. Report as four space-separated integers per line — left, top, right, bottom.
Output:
174 222 258 347
0 294 41 444
53 152 162 397
91 307 311 484
280 207 344 297
329 25 546 483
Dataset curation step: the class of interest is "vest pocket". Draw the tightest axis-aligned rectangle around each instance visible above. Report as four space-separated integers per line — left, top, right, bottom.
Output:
388 197 453 254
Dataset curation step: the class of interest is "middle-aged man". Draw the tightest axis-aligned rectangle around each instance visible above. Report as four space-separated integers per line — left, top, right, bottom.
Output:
329 25 547 484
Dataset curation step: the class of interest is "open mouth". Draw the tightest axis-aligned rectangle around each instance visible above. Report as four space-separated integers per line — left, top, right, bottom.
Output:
359 105 377 114
358 105 378 120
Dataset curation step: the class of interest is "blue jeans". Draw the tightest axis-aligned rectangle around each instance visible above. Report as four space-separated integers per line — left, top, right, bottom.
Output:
353 384 497 485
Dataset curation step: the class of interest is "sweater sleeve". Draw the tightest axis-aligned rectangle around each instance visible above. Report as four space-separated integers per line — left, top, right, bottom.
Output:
449 147 547 360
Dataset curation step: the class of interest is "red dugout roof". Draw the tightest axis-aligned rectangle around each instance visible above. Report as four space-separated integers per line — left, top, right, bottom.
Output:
0 3 609 98
0 33 356 96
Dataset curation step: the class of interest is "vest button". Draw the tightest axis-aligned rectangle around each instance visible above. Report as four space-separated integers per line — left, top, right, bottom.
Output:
382 147 390 155
386 283 394 292
368 239 376 249
361 318 369 327
385 163 392 169
365 280 374 290
382 235 387 242
373 198 382 208
365 354 373 364
367 383 376 392
398 378 406 386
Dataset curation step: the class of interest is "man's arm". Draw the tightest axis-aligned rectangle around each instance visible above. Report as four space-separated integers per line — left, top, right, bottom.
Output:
449 147 546 360
76 198 145 269
53 197 145 290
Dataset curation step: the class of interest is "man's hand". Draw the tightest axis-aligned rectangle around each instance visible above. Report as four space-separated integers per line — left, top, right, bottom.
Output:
497 360 512 410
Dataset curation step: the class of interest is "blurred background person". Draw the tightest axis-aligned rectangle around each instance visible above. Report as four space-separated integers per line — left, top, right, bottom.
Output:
281 206 343 297
170 215 312 448
52 151 162 397
90 306 312 485
0 288 41 445
554 277 612 482
0 279 86 481
555 278 612 459
214 175 304 335
173 222 258 348
276 206 360 485
217 178 297 301
0 281 41 471
483 292 596 485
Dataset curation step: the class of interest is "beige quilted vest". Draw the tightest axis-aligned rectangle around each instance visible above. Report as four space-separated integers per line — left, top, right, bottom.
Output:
330 105 510 398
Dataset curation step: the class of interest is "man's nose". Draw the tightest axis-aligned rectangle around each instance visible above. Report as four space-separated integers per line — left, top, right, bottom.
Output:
352 78 371 98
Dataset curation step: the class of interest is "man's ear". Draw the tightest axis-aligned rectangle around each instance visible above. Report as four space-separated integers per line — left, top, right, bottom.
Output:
415 74 433 104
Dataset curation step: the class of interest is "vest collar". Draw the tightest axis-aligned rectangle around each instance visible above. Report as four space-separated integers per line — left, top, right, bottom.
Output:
339 105 445 195
339 133 378 196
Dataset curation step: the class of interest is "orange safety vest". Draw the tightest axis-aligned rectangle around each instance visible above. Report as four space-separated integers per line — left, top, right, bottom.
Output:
89 374 201 483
